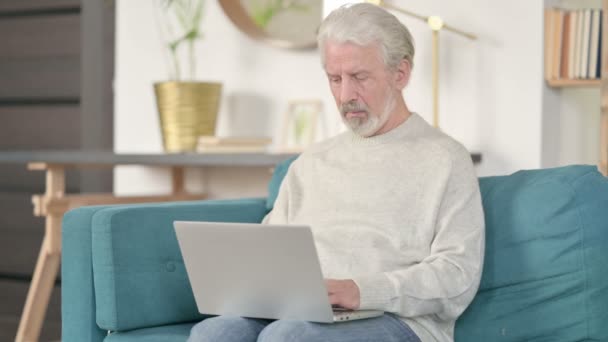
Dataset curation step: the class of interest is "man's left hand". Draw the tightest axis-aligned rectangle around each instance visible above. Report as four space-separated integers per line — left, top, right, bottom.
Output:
324 279 360 310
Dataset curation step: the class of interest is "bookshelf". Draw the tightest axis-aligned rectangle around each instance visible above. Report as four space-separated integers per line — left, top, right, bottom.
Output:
545 0 608 175
547 79 601 87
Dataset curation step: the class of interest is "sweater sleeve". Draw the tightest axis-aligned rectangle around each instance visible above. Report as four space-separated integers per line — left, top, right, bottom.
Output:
352 148 485 320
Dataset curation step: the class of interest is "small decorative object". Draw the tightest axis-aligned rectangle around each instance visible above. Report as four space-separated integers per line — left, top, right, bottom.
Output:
278 100 321 152
154 0 222 153
196 136 272 153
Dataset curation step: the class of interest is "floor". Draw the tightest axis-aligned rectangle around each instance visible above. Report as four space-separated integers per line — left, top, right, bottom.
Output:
0 278 61 341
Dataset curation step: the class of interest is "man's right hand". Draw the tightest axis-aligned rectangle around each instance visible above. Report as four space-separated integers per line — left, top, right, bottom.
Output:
324 279 361 310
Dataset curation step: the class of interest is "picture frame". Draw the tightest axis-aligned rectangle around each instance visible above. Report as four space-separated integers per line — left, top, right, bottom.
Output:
278 100 322 152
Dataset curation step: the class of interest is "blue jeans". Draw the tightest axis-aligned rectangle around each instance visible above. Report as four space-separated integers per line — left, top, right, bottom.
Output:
187 314 420 342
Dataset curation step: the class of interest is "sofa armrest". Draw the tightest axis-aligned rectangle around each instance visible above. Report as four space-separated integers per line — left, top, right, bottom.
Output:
62 198 268 341
63 205 115 342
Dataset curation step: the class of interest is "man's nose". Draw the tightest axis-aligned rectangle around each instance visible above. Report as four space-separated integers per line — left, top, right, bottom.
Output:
340 79 357 104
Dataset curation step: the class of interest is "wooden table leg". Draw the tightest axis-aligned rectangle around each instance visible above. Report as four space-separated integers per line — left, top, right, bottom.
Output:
16 166 65 342
172 166 185 194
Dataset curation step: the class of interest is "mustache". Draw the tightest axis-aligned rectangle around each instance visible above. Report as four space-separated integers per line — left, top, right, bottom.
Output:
340 101 369 115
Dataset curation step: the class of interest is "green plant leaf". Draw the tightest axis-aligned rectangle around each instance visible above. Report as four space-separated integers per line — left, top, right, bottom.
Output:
157 0 205 80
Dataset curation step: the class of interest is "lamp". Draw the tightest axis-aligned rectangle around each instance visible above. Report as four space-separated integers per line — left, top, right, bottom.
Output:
322 0 477 128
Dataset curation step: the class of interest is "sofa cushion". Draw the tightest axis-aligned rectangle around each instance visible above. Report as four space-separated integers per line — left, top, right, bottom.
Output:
91 198 268 332
104 322 194 342
266 155 298 210
456 165 608 341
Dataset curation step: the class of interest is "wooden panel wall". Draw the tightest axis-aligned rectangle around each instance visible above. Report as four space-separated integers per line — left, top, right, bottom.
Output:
0 13 80 99
0 1 92 340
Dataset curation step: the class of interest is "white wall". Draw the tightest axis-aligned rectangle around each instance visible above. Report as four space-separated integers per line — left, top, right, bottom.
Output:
114 0 549 196
543 87 600 167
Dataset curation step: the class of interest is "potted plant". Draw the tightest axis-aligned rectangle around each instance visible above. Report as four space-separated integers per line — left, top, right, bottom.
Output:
154 0 222 153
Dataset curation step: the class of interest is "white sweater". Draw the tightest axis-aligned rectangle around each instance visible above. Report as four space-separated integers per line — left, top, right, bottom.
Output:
264 113 485 342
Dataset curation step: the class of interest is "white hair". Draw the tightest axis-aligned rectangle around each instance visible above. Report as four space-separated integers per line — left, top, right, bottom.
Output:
317 3 415 71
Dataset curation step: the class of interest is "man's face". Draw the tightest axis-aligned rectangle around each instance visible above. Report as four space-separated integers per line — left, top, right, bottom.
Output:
324 41 398 137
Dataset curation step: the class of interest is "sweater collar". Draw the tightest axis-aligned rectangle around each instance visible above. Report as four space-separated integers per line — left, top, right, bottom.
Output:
346 112 420 146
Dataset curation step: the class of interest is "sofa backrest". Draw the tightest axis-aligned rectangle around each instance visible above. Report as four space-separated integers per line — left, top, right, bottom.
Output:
266 155 298 210
268 159 608 341
456 165 608 341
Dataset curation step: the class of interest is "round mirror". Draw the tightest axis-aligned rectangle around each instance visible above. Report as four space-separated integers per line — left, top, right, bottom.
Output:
219 0 322 50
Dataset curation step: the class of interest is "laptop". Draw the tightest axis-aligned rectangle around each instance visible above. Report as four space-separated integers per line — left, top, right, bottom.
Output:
174 221 384 323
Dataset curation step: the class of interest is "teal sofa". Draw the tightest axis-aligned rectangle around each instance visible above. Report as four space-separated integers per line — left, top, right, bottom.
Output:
62 163 608 341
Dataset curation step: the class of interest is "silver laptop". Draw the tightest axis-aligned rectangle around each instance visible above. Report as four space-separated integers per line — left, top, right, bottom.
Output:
174 221 383 323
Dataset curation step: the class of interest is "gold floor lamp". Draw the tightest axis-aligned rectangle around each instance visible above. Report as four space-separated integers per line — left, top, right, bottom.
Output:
375 1 477 128
372 1 478 128
324 0 478 128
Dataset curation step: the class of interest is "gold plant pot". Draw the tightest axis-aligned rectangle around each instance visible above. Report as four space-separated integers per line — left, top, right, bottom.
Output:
154 81 222 153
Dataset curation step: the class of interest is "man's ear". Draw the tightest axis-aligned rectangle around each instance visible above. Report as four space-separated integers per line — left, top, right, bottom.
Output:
394 59 411 89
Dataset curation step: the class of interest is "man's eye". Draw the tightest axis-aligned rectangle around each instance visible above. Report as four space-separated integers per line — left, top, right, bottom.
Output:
331 77 342 83
355 75 367 81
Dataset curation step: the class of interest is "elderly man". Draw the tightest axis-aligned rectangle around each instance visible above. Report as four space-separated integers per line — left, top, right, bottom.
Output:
188 3 484 342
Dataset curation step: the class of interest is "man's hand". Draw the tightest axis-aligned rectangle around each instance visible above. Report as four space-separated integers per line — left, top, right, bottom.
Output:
324 279 360 310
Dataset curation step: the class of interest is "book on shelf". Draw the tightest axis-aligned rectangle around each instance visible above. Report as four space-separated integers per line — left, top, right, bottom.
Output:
567 10 577 79
196 145 270 153
580 9 591 79
574 9 583 78
198 136 272 146
545 6 603 83
195 136 272 153
589 9 601 79
560 11 571 79
595 9 602 78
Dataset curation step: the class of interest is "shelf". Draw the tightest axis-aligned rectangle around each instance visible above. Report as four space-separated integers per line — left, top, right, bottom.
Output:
0 150 484 166
0 151 299 168
546 78 601 87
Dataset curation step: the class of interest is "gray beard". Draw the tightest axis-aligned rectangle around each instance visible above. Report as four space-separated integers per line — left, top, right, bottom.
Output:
344 114 380 137
342 93 396 137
